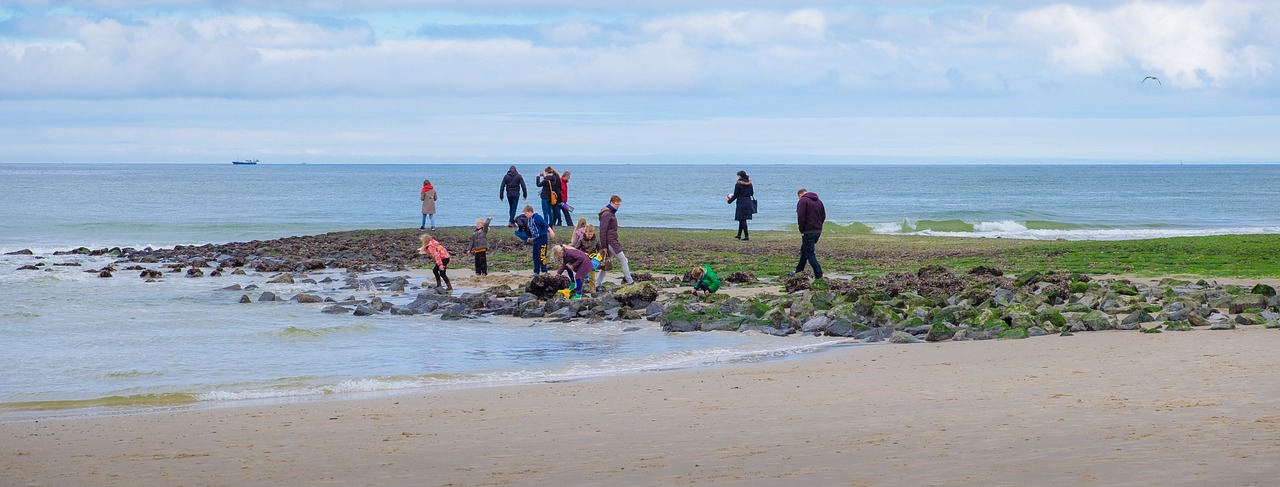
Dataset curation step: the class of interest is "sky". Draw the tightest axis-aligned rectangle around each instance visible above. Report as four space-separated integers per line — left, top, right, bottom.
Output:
0 0 1277 164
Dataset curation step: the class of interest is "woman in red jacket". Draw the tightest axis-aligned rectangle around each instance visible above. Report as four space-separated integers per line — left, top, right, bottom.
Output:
556 171 573 228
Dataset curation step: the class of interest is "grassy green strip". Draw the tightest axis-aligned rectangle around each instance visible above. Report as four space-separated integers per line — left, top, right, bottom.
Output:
459 228 1280 279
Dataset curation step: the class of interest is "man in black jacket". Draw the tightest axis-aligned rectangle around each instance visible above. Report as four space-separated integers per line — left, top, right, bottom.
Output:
499 166 527 226
793 189 826 279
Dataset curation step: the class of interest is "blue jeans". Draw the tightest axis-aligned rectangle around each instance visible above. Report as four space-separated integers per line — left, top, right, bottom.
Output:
421 213 434 229
514 229 531 243
506 197 520 224
540 198 554 225
532 237 548 274
795 231 823 278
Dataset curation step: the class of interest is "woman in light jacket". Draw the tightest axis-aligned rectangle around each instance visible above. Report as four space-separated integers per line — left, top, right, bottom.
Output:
420 179 438 230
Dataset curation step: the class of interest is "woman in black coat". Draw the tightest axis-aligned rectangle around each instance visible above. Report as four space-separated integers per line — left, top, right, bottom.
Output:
726 170 754 240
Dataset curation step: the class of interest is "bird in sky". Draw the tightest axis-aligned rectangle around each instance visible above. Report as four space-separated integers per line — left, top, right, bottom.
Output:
1142 76 1162 86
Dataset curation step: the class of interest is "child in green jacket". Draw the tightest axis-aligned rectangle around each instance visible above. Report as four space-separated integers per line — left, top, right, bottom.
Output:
689 265 720 296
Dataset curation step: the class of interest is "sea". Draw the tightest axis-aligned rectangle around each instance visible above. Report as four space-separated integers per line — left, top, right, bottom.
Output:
2 162 1278 419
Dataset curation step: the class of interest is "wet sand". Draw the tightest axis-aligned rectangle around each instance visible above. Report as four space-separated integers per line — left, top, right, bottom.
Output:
6 326 1280 486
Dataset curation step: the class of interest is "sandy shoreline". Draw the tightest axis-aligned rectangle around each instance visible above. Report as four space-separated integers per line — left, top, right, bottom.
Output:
6 327 1280 486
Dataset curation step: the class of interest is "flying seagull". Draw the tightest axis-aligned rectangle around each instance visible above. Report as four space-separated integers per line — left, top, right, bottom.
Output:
1142 76 1162 86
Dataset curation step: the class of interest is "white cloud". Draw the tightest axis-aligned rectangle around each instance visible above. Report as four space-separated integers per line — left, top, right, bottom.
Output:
1 2 1277 99
638 9 827 47
1017 0 1276 87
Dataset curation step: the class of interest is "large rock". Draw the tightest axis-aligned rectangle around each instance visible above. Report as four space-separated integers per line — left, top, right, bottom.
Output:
991 289 1016 307
925 321 955 342
701 318 740 332
1229 294 1267 314
1111 280 1141 296
1119 310 1155 329
1209 320 1235 330
823 318 858 337
663 319 699 333
1235 313 1264 326
800 316 832 333
292 293 325 304
888 331 918 344
783 273 811 293
644 302 667 321
526 274 571 300
1081 310 1115 331
1250 283 1277 297
614 281 659 308
267 273 295 284
1162 302 1190 321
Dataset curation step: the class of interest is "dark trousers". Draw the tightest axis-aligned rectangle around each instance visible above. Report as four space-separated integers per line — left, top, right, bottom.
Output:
736 220 749 239
474 250 487 275
559 204 572 228
795 231 822 278
532 237 548 274
506 197 520 224
432 257 451 288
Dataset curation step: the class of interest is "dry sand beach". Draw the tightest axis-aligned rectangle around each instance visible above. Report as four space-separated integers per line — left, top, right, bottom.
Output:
5 326 1279 486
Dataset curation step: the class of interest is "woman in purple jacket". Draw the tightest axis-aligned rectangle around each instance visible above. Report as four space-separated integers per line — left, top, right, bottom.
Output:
553 245 593 298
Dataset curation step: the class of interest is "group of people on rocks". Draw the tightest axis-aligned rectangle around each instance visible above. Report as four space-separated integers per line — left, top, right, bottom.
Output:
417 166 826 297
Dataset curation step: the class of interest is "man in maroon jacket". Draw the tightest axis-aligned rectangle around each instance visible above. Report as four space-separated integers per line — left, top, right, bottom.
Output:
793 188 826 279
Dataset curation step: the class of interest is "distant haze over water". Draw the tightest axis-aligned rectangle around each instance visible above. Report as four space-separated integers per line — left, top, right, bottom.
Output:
2 163 1279 252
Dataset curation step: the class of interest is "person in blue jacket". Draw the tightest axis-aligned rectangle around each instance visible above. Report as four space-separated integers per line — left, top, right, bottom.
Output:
524 205 555 274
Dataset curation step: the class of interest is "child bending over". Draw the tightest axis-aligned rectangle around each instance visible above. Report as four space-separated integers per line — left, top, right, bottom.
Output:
553 245 592 299
419 234 452 291
689 265 720 296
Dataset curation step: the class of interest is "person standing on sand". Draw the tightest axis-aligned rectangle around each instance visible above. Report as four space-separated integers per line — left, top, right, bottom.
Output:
793 188 826 280
420 179 438 230
597 194 634 290
726 170 754 240
557 171 573 228
535 167 562 227
499 166 527 226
